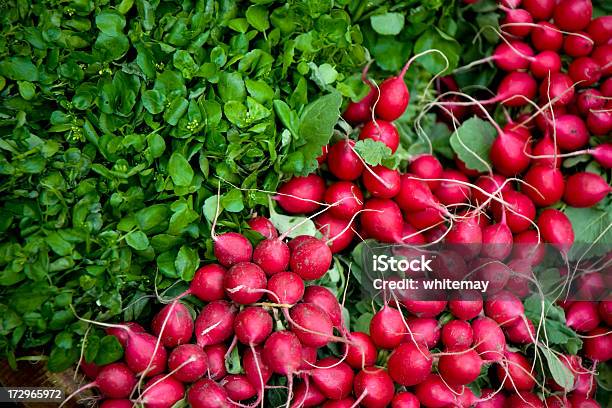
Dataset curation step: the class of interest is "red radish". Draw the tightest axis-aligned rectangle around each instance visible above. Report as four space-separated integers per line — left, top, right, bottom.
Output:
401 222 426 244
234 306 273 345
303 285 342 327
343 332 377 369
554 0 593 31
248 216 278 239
449 290 483 320
195 300 237 347
568 395 602 408
362 166 401 199
205 344 228 380
485 290 525 326
409 154 443 189
506 258 533 297
577 89 605 115
243 346 271 392
511 230 544 264
105 322 146 347
530 50 562 79
500 0 521 7
522 165 565 207
554 114 590 151
100 401 132 408
391 392 419 408
123 331 167 377
404 205 445 231
168 344 208 383
522 0 554 20
445 217 482 259
501 8 534 37
369 306 406 349
187 379 228 408
325 181 364 219
553 354 596 396
327 140 364 181
141 375 185 408
575 272 606 300
151 302 193 347
583 327 612 362
603 78 612 97
213 232 252 268
373 63 413 122
360 198 404 243
291 380 326 408
537 209 574 253
587 109 612 136
222 374 256 401
441 320 473 351
253 238 290 275
504 393 543 408
267 271 305 304
481 223 513 260
315 212 355 253
75 363 136 399
531 135 561 168
263 331 303 375
531 22 563 51
344 88 377 125
353 368 395 408
568 57 602 87
454 156 482 177
388 342 432 386
190 264 226 302
395 174 441 212
474 388 506 408
434 169 471 205
438 349 483 385
224 262 267 304
456 388 477 408
79 360 100 379
289 236 332 280
277 174 326 214
300 346 318 370
540 72 575 106
491 41 534 72
473 174 510 206
491 130 533 176
599 300 612 326
290 303 334 347
317 146 328 164
399 280 447 318
590 144 612 169
566 302 601 333
564 172 610 208
546 396 571 408
497 351 536 391
322 398 355 408
473 258 511 294
588 16 612 45
505 317 536 344
491 72 538 107
405 317 440 348
311 357 354 400
472 316 506 361
564 32 595 57
414 374 456 408
359 120 400 153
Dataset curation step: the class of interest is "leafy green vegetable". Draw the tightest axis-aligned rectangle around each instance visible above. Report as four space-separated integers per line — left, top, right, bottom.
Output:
449 116 496 172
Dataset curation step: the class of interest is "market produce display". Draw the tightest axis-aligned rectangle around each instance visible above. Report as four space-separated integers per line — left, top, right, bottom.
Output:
0 0 611 407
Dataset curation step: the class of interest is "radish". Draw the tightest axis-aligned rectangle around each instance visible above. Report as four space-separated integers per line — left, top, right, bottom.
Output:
315 212 355 253
583 327 611 361
222 374 257 401
535 103 567 133
575 272 605 300
504 393 543 408
501 8 534 37
327 140 364 181
546 396 571 408
473 174 510 206
168 344 208 382
322 398 355 408
234 306 273 345
325 181 364 219
291 380 326 408
438 348 483 385
79 360 100 379
362 166 401 199
472 258 511 294
289 236 332 280
568 395 602 408
123 331 167 377
431 250 468 281
434 169 471 205
369 306 406 349
505 317 535 344
480 223 513 260
506 259 533 297
537 209 574 253
566 302 601 333
105 322 146 347
493 41 535 71
553 354 596 396
353 368 395 408
586 109 612 136
187 379 229 408
204 344 228 380
603 78 612 97
289 303 334 347
195 300 237 347
360 198 404 243
344 80 377 125
472 316 506 361
588 16 612 45
267 271 305 304
359 120 400 153
490 130 532 176
317 145 328 164
399 279 447 318
568 57 602 87
343 332 377 369
531 22 563 51
300 346 318 370
441 320 473 351
409 154 443 189
414 374 456 408
530 51 562 79
522 0 554 20
474 388 506 408
248 216 278 239
539 72 575 106
303 285 343 327
564 32 595 57
563 172 610 208
189 264 226 302
449 290 483 320
404 206 445 231
277 174 326 214
311 357 354 400
65 363 136 401
405 317 440 348
522 165 565 207
497 351 536 391
445 217 482 260
456 388 477 408
599 300 612 326
224 262 267 304
391 392 419 408
151 302 194 347
243 345 272 393
213 232 253 268
484 290 525 326
591 144 612 168
100 401 132 408
553 114 590 151
141 375 185 408
253 238 290 275
373 63 414 122
553 0 592 31
387 342 432 386
576 89 605 115
396 174 444 212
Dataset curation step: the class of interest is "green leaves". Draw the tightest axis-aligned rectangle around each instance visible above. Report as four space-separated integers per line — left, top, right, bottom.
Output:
168 152 194 187
353 139 393 167
450 117 496 173
0 57 39 81
413 28 461 74
564 203 612 260
539 347 574 392
371 13 405 36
